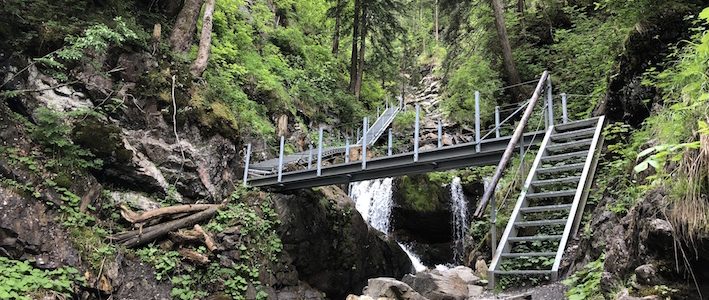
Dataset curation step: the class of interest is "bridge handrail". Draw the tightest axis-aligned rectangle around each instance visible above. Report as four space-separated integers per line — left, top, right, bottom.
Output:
473 71 551 217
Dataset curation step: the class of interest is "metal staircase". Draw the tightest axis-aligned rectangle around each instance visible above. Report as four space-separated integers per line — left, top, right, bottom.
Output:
488 115 606 287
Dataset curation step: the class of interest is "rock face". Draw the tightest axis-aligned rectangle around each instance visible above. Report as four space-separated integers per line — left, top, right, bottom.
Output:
599 7 696 126
274 187 414 299
361 277 427 300
402 267 482 300
391 176 482 265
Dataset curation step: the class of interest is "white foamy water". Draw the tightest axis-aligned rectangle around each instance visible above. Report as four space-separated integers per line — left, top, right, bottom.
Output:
450 176 469 264
349 178 428 272
398 242 427 272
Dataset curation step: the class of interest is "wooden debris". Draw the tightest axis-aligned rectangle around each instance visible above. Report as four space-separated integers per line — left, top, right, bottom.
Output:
120 203 219 224
178 248 209 264
193 224 217 252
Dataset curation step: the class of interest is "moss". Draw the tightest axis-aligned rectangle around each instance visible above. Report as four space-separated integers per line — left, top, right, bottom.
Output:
398 175 445 212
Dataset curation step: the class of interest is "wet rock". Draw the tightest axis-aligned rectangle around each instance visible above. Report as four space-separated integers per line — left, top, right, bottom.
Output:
402 271 470 300
117 52 158 82
634 264 662 285
362 277 427 300
108 191 162 211
112 254 172 300
27 65 93 112
274 187 413 299
0 186 80 268
615 288 661 300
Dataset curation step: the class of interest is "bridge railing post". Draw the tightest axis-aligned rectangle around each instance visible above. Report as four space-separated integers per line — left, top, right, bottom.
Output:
561 92 568 123
242 143 251 186
388 129 393 156
495 106 501 138
414 104 420 162
362 117 368 169
546 76 554 128
277 136 284 183
317 127 323 176
307 143 313 169
475 91 481 152
437 119 442 148
345 138 350 163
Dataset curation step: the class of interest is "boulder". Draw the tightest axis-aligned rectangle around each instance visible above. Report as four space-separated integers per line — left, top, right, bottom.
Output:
363 277 427 300
402 271 469 300
634 264 661 285
274 187 413 299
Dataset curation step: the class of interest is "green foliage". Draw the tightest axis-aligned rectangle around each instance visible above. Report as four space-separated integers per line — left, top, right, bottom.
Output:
442 53 501 126
136 247 181 281
171 275 208 300
0 257 81 300
398 175 445 212
564 255 605 300
29 108 102 174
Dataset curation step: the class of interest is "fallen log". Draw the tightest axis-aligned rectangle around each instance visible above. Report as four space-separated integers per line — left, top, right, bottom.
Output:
116 206 220 248
120 204 219 224
178 248 209 264
193 224 217 252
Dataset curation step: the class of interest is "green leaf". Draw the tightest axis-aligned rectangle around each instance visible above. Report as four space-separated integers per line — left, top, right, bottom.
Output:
634 161 649 173
700 7 709 22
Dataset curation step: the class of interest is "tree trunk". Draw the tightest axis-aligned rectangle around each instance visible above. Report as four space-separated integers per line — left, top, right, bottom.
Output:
349 0 361 92
331 0 343 54
354 6 368 99
434 0 439 44
490 0 523 98
517 0 525 13
170 0 205 53
190 0 216 77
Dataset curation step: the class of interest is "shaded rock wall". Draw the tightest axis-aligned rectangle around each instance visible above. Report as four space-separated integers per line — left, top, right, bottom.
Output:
274 186 414 299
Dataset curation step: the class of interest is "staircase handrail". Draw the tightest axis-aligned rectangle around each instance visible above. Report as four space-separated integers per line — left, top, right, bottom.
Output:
473 71 550 218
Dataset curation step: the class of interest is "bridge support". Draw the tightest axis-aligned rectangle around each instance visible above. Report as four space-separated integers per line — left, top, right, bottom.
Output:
561 93 568 123
278 136 284 182
242 143 251 186
317 127 323 176
414 104 420 162
475 91 481 153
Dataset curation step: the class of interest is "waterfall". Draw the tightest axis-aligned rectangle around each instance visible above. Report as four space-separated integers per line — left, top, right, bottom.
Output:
349 178 394 233
398 242 427 272
450 176 468 264
349 178 428 272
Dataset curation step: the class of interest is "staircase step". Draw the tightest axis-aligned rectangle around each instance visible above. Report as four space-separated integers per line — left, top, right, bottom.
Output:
519 204 573 213
501 252 557 258
493 270 553 275
541 151 589 163
554 117 600 132
546 139 593 153
531 176 581 187
550 128 597 142
508 235 563 242
514 218 567 227
536 163 585 175
526 189 577 199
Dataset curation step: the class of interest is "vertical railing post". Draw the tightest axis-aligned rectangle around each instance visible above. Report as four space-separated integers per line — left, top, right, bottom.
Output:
388 128 393 156
561 93 568 123
414 104 420 162
377 106 380 117
546 76 554 128
345 138 350 163
242 143 251 186
357 127 360 143
437 119 443 148
317 127 323 176
307 143 313 169
362 117 368 169
475 91 481 152
490 190 497 260
277 136 284 182
494 106 501 138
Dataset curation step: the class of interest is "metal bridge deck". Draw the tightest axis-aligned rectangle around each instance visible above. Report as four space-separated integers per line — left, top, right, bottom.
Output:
247 130 545 190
